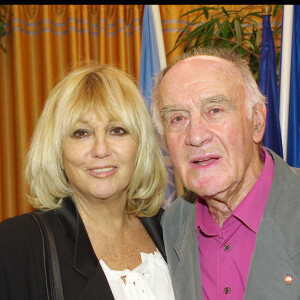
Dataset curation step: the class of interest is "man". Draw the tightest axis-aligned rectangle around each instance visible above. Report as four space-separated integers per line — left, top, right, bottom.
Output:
152 47 300 300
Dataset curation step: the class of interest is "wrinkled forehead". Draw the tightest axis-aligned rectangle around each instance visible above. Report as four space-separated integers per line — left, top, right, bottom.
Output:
159 55 245 105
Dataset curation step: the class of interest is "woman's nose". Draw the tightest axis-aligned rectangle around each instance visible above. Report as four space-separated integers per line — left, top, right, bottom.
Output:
91 135 112 158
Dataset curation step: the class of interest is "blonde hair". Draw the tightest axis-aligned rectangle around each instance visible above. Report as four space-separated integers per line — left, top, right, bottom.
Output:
26 63 167 217
152 47 266 135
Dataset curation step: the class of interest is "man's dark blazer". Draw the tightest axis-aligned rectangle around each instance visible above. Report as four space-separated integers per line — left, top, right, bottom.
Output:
0 197 166 300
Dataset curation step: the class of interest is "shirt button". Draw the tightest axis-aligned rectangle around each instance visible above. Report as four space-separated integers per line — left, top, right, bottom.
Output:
224 287 231 294
223 244 231 252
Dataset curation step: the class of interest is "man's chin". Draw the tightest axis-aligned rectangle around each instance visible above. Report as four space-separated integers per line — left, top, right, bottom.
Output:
189 183 227 199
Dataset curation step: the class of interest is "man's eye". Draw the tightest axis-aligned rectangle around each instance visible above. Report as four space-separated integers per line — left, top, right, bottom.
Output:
210 107 222 114
110 127 127 135
163 111 189 129
171 115 185 123
72 129 89 138
169 113 189 126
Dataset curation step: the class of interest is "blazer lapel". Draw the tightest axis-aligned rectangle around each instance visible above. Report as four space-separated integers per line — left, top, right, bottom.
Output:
245 214 300 299
140 216 166 261
245 149 300 299
55 198 114 300
55 199 173 299
76 266 114 300
172 202 203 300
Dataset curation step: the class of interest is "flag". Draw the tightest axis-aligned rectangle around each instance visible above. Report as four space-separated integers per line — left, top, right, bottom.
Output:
139 5 177 208
258 13 283 157
139 5 161 110
287 5 300 167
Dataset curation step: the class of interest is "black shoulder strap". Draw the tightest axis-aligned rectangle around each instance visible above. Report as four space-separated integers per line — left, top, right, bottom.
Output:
28 211 64 300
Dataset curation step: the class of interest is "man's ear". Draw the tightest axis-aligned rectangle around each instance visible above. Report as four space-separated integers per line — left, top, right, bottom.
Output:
253 103 266 143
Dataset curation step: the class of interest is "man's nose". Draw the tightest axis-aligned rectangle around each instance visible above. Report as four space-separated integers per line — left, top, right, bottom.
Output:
185 116 213 147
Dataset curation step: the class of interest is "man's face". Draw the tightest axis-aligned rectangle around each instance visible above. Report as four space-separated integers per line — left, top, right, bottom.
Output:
159 56 265 201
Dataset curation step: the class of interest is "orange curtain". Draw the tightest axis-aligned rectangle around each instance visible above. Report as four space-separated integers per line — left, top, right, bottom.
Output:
0 4 144 220
0 5 281 221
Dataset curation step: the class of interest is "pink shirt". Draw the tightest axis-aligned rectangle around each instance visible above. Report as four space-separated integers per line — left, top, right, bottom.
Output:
196 148 275 300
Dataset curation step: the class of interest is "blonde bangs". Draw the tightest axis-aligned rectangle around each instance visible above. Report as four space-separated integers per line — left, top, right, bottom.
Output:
55 69 142 144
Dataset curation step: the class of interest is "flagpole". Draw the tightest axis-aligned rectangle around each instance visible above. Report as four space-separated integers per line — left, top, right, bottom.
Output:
279 5 294 160
150 5 167 69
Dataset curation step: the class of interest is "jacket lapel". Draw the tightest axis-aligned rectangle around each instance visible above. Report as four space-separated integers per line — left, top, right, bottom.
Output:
55 199 168 299
76 266 115 300
140 215 166 261
245 149 300 299
55 198 114 300
172 200 203 300
245 214 300 299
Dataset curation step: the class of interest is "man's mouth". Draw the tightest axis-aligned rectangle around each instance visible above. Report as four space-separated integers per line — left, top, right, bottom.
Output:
192 157 219 166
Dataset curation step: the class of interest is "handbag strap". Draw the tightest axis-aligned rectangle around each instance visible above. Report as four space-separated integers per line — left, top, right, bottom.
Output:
28 211 65 300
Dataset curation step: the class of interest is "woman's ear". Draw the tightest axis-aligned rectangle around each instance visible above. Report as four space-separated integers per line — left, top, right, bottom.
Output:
253 103 267 143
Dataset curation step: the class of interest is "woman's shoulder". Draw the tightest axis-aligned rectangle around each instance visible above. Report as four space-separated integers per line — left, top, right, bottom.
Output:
0 213 34 230
0 212 51 299
0 213 42 250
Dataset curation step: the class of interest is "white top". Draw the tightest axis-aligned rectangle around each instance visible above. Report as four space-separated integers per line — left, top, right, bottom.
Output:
99 250 175 300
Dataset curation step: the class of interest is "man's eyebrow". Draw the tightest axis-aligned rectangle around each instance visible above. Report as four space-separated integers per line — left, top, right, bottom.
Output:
160 95 236 116
160 106 184 116
202 95 236 109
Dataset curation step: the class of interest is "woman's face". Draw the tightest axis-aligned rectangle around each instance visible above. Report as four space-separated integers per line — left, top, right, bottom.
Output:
62 111 138 206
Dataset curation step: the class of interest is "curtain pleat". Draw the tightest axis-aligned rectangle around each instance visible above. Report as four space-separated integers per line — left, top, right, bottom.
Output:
0 4 145 220
0 5 280 221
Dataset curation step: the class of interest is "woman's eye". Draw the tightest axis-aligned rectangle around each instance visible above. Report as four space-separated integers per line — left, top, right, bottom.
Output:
110 127 127 135
72 129 89 138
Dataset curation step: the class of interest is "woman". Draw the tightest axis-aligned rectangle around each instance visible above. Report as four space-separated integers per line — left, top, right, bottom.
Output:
0 64 174 300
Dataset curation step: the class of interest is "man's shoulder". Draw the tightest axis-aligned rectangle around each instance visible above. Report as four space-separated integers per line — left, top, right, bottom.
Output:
268 147 300 186
265 148 300 227
290 165 300 177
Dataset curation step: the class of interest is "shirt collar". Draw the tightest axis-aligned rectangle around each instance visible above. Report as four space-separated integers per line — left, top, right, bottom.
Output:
233 147 274 232
196 197 224 237
196 147 275 234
